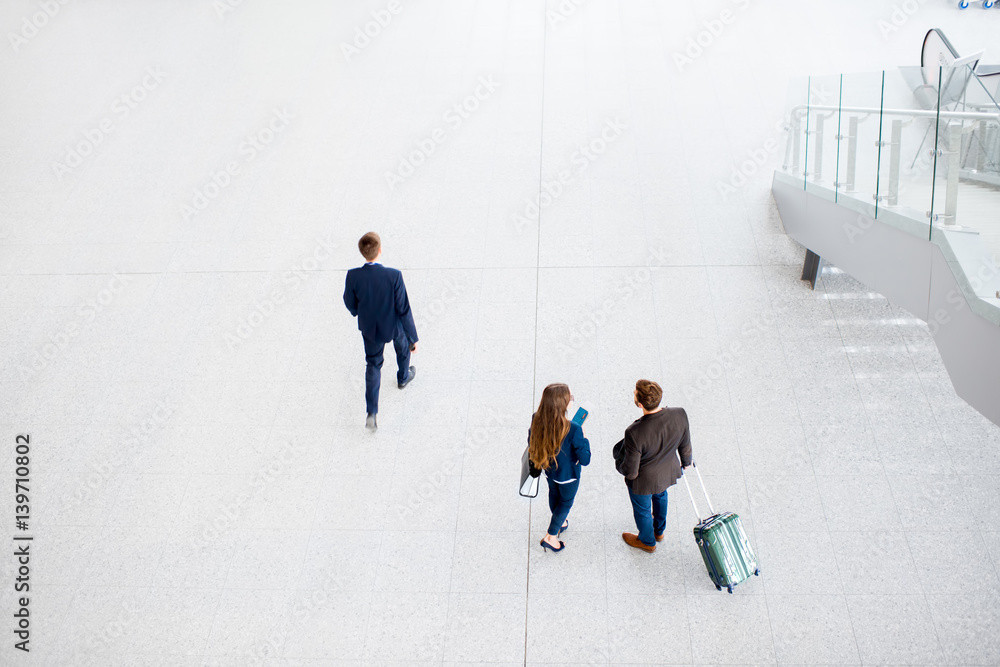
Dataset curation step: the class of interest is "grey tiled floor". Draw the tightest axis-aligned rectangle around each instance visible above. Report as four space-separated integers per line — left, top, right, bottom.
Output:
2 1 1000 665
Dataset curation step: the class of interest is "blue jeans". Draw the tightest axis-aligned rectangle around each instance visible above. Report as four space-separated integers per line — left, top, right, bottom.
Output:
628 487 668 546
546 476 579 536
362 324 411 415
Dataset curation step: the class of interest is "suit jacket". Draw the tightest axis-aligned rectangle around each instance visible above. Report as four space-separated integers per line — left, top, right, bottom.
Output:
527 420 591 483
343 263 419 344
621 407 693 495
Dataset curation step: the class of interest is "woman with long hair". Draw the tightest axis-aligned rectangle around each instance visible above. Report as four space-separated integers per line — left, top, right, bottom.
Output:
528 383 591 552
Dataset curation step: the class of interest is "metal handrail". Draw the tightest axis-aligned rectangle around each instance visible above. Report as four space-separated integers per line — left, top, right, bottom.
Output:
792 104 999 122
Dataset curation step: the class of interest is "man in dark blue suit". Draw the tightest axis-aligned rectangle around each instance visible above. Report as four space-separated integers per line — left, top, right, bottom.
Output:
343 232 418 429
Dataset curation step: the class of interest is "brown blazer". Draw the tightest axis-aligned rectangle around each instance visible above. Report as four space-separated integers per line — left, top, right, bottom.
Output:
621 407 693 495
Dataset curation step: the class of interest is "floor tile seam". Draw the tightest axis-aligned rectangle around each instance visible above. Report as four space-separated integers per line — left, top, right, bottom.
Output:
439 283 481 662
768 260 863 658
917 364 998 590
276 11 367 659
59 485 181 586
979 514 1000 587
716 292 778 652
279 420 361 658
715 251 769 545
0 270 183 278
584 24 612 662
679 590 703 665
519 3 556 662
35 532 116 654
57 582 381 592
217 37 325 255
142 469 197 589
901 525 1000 600
829 289 950 656
0 262 737 275
77 583 157 656
536 262 723 269
621 38 668 410
844 300 955 605
154 583 224 657
736 186 766 270
610 9 685 642
208 309 308 658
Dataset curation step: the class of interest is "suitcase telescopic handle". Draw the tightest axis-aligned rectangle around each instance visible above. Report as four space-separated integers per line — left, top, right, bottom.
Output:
679 455 715 520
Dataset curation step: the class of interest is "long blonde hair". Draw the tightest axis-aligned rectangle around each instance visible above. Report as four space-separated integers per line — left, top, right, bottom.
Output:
529 384 572 470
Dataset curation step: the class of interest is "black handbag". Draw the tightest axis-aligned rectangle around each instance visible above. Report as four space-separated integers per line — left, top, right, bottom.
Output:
612 438 626 475
519 444 540 497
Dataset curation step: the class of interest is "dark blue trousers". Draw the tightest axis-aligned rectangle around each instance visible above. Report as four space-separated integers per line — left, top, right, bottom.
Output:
628 487 668 546
545 475 579 536
362 324 411 415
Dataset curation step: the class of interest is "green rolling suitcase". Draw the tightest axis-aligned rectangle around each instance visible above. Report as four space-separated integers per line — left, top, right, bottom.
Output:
681 462 760 593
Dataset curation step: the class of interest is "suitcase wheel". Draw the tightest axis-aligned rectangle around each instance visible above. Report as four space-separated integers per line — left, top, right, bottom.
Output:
727 585 733 594
715 584 722 591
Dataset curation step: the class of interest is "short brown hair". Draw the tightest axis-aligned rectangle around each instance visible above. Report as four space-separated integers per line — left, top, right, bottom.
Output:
635 379 662 410
358 232 381 261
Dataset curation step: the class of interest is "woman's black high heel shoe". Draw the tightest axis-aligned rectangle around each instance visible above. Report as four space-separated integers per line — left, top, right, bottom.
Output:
540 539 565 552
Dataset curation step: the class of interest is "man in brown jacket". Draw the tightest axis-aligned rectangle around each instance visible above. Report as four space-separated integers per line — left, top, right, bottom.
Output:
618 379 693 553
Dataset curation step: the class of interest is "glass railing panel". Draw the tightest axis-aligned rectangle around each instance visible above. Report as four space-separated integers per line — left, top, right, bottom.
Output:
950 64 1000 239
804 74 842 202
929 65 1000 324
834 71 885 219
779 76 810 188
872 66 935 240
960 65 1000 187
927 65 991 233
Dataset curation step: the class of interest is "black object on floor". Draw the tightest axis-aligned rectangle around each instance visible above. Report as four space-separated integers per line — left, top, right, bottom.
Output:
801 249 822 290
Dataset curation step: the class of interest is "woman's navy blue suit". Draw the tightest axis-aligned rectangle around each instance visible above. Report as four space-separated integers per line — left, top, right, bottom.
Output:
529 421 591 536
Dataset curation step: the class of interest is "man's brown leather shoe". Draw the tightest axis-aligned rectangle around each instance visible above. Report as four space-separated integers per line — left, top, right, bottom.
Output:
655 534 664 542
622 532 656 553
